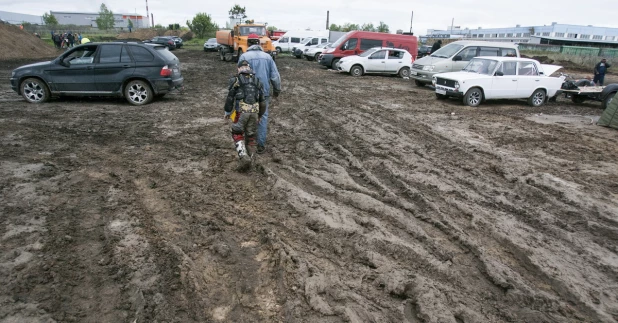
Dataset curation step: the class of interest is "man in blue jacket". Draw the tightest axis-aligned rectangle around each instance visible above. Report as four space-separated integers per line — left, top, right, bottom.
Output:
594 58 611 86
238 45 281 154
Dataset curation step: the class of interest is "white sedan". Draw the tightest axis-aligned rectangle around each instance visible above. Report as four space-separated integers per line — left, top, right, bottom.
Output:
304 43 331 61
432 57 563 107
337 47 412 78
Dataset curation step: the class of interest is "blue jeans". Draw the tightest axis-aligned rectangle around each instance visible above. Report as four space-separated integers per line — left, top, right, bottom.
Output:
257 97 270 147
593 73 605 86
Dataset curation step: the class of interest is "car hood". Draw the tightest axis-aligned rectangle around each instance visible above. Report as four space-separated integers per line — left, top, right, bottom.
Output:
434 71 490 81
413 55 447 66
14 61 52 72
540 64 562 76
340 55 360 62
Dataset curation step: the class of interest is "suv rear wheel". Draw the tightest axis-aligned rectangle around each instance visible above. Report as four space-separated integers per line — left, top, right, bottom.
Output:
125 80 153 106
21 78 50 103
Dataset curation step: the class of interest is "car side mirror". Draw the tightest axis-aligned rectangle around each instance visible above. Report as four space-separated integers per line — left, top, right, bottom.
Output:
453 55 462 61
495 71 504 76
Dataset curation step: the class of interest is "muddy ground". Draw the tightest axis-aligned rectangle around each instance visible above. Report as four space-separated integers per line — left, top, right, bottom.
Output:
1 50 618 323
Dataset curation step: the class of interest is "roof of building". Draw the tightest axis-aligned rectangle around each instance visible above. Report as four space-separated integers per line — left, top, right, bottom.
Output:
50 11 145 16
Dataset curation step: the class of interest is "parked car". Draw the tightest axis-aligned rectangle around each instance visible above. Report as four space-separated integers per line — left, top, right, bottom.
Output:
273 30 326 53
293 37 329 58
411 40 520 87
337 47 412 78
304 43 331 61
145 36 177 50
170 36 183 48
417 45 432 58
204 38 220 51
432 57 563 107
318 31 418 70
9 42 183 106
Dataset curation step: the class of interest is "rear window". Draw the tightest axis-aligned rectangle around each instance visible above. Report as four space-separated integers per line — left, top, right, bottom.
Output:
99 44 123 63
154 47 179 62
129 46 155 62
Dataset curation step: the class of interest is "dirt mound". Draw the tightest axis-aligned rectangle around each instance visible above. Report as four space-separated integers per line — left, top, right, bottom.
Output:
117 29 189 40
521 54 555 64
0 23 58 59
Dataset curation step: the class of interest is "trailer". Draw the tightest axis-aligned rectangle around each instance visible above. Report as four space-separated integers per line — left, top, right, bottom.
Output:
560 84 618 109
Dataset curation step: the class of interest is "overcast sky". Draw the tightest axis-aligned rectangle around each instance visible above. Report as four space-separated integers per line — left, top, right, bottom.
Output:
2 0 618 34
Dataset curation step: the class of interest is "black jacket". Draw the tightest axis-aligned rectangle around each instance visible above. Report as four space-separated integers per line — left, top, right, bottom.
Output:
224 71 266 117
430 41 442 54
595 61 611 74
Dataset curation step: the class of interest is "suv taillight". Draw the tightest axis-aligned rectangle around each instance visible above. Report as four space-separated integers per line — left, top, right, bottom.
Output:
160 65 172 77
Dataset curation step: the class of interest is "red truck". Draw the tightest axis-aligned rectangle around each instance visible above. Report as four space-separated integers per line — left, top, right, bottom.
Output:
268 30 286 41
318 31 418 70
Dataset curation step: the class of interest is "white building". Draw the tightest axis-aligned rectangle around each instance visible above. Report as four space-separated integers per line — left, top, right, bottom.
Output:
51 11 148 29
0 10 43 25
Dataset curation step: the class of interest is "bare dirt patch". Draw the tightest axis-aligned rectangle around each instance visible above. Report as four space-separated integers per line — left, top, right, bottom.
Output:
0 23 58 59
1 49 618 322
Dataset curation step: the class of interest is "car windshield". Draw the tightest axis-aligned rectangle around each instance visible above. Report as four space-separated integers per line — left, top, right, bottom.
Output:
462 58 500 75
239 26 266 36
359 49 378 57
207 38 217 43
430 43 464 58
302 38 313 46
329 31 353 48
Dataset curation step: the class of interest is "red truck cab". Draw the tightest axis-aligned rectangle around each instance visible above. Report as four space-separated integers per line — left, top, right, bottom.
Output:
319 31 417 69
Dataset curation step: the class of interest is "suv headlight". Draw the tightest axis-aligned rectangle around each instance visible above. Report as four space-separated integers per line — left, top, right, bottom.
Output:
422 65 435 71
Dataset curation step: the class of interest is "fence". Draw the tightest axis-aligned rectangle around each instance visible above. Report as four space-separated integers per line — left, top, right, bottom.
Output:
519 43 618 58
23 25 142 37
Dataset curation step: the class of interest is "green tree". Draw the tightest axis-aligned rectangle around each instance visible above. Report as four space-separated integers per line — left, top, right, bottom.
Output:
377 21 389 33
42 12 58 26
229 4 247 19
328 23 341 31
361 23 375 32
342 23 359 32
267 26 278 31
186 12 217 38
95 3 115 30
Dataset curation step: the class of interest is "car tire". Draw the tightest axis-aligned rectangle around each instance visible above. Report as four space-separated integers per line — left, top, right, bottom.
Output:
124 80 153 106
20 78 50 104
398 67 410 78
219 49 225 61
306 56 314 61
602 92 615 110
463 87 483 107
528 89 546 107
314 53 321 62
414 80 425 87
571 94 586 104
436 93 447 100
276 47 282 54
331 58 340 70
350 65 363 77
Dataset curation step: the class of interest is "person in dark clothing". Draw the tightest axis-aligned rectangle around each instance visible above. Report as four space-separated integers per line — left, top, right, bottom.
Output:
52 33 61 49
594 58 611 86
67 32 75 48
430 40 442 54
224 60 267 171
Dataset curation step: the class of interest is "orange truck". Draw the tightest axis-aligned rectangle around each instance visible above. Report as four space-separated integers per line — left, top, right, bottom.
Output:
216 23 277 62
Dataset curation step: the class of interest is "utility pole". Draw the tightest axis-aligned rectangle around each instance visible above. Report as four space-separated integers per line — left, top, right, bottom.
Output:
410 11 413 33
450 18 454 36
145 0 150 28
326 11 329 30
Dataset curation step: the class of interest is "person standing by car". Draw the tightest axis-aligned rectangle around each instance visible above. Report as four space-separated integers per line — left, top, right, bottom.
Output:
430 40 442 54
594 58 611 86
237 45 281 154
67 32 75 48
224 60 267 171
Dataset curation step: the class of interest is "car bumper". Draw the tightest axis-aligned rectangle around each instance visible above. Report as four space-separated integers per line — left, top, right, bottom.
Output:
152 76 184 94
319 53 335 67
435 85 463 98
410 69 437 83
10 77 19 93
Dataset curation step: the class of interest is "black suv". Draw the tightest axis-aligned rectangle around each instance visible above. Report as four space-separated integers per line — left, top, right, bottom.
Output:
10 42 183 105
417 45 432 58
146 36 177 50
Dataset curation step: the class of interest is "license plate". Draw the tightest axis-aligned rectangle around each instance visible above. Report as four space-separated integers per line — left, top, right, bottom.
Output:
436 89 446 95
410 71 418 75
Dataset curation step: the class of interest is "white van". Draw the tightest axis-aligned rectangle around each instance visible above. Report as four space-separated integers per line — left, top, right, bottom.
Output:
273 30 327 53
410 40 520 86
293 37 329 58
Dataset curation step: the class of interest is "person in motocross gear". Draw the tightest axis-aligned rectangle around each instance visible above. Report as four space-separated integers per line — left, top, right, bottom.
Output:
224 60 267 171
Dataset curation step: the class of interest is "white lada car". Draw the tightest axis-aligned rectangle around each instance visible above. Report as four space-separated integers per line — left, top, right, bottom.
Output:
432 57 563 107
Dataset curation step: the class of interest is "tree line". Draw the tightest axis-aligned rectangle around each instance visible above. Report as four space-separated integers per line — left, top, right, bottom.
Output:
329 21 390 33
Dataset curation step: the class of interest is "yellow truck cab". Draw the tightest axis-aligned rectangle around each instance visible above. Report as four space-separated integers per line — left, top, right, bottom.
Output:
216 24 277 62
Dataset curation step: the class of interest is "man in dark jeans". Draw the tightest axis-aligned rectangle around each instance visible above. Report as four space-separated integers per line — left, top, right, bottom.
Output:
67 32 75 48
594 58 611 86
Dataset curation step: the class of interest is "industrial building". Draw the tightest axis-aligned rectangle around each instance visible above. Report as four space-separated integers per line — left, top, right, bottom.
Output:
426 22 618 47
50 11 149 28
0 10 43 25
